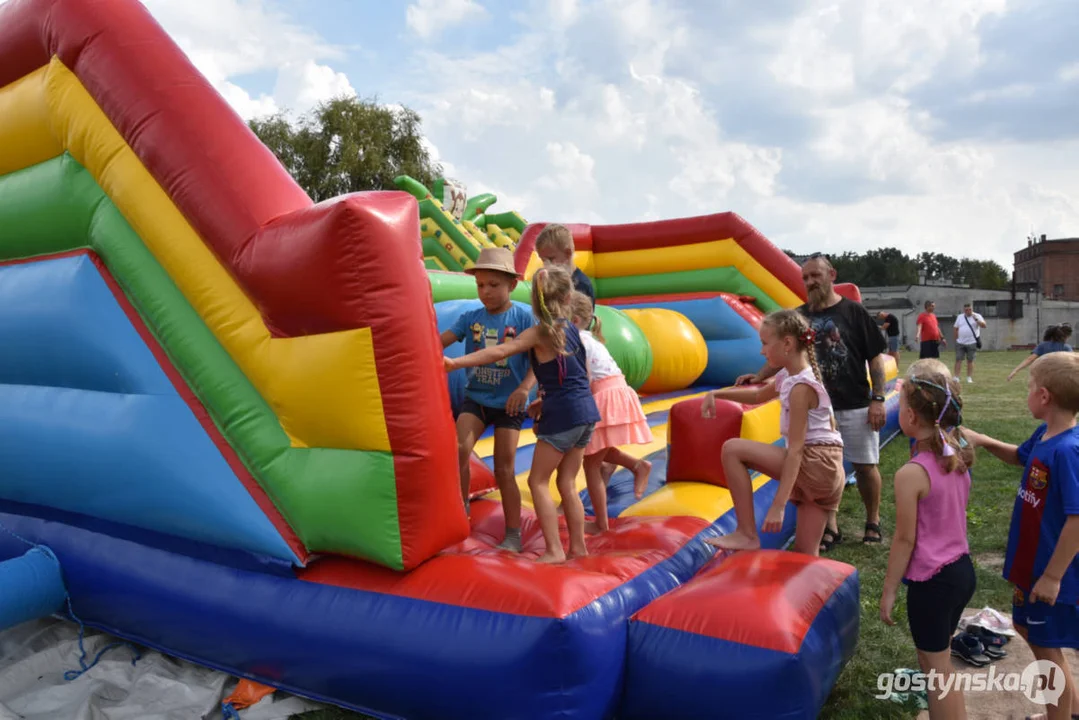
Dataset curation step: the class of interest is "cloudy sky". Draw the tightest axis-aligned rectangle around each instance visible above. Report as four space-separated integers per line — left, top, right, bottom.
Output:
41 0 1079 267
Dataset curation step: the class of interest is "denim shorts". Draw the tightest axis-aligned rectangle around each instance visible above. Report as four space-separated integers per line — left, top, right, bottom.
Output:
536 423 595 453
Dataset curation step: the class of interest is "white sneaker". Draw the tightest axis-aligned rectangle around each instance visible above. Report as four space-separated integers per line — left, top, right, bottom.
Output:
967 377 973 383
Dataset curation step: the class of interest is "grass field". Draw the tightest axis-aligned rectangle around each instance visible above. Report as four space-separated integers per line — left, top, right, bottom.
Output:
290 350 1039 720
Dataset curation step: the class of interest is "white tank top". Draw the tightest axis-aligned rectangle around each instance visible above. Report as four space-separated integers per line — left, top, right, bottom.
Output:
776 367 843 446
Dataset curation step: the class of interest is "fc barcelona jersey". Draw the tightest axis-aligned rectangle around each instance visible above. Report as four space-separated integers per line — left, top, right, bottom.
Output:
1003 425 1079 603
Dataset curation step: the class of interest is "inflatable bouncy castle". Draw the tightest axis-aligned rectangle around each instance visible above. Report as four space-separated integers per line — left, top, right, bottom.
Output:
0 1 899 718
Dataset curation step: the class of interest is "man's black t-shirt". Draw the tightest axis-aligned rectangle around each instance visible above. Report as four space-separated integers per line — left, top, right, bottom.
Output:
572 267 595 308
879 313 900 337
797 298 888 411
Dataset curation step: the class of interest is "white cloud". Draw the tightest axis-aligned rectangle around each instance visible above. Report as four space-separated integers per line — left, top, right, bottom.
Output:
538 142 596 190
1058 62 1079 83
273 60 356 113
406 0 487 39
123 0 1079 272
140 0 350 120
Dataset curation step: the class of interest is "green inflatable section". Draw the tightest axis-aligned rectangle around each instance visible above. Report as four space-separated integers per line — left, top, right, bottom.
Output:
480 211 526 236
595 267 782 313
0 154 404 569
429 269 532 304
593 304 652 389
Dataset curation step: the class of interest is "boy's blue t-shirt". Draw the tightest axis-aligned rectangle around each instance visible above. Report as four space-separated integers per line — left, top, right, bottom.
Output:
449 304 535 409
1004 424 1079 604
572 268 595 307
1034 342 1074 356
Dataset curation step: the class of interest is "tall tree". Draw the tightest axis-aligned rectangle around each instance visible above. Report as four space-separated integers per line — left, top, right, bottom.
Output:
249 95 443 202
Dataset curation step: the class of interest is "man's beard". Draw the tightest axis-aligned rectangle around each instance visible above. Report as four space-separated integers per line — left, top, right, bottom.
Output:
807 284 831 308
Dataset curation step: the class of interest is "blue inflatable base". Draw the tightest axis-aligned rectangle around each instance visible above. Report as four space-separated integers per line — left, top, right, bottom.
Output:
0 507 717 720
0 544 66 631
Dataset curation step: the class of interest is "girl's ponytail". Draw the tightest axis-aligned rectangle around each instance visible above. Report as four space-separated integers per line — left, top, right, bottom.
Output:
531 267 572 354
569 291 604 343
591 314 605 343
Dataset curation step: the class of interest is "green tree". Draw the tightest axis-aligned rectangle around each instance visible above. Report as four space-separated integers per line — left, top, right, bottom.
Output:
249 95 443 202
916 251 961 283
972 260 1010 290
861 248 919 286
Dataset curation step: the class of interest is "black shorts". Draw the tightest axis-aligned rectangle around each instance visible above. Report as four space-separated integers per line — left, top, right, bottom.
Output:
459 398 524 431
919 340 940 359
906 554 976 652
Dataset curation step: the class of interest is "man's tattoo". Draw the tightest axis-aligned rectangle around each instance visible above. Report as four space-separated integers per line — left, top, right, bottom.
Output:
870 357 885 395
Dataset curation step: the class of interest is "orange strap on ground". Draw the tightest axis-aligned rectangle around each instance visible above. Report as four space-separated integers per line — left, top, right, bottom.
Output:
224 678 276 710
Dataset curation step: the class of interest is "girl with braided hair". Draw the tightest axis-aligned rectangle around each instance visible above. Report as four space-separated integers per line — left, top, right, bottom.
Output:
446 265 600 563
700 309 845 555
880 359 975 719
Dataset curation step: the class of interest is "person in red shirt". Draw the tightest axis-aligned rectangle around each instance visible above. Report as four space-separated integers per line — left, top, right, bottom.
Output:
916 300 947 359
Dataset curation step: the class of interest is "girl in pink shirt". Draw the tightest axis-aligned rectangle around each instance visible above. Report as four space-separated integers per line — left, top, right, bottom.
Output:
880 359 975 720
700 309 845 555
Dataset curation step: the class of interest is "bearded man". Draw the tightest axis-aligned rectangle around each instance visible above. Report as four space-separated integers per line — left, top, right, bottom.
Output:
736 254 889 551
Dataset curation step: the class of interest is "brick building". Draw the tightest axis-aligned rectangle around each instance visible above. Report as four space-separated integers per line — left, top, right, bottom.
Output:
1014 235 1079 301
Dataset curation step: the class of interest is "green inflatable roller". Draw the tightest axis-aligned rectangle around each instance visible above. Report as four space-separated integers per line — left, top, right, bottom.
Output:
593 304 652 390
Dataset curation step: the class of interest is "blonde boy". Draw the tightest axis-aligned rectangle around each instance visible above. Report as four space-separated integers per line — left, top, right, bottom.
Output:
535 224 595 307
966 353 1079 719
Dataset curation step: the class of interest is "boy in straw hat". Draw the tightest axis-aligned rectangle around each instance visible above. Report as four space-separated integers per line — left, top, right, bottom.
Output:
441 247 536 551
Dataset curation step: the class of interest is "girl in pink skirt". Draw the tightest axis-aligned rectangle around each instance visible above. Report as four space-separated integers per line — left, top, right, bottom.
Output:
570 292 654 532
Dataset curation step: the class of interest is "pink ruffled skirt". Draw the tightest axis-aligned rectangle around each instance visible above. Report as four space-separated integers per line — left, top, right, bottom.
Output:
584 375 654 456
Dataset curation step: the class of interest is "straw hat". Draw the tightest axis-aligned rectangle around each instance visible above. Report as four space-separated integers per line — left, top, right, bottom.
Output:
465 247 521 278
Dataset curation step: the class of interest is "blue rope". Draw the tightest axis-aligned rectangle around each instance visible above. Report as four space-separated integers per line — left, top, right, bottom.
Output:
0 520 140 680
221 702 242 720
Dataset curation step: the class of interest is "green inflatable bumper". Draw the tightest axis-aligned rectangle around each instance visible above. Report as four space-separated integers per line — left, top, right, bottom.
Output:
594 304 653 390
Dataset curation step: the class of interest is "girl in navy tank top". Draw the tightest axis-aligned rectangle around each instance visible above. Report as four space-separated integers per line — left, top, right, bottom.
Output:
446 266 600 563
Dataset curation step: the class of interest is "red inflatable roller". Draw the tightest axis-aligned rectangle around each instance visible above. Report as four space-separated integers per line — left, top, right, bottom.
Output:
468 453 496 498
623 550 860 720
666 396 744 487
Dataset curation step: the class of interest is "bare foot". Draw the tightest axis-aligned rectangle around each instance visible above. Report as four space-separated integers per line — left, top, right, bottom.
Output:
535 551 567 564
705 532 760 551
567 545 588 560
600 461 616 485
633 459 652 499
584 520 608 535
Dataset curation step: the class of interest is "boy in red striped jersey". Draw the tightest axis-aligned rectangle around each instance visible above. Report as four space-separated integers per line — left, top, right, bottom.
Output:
967 352 1079 719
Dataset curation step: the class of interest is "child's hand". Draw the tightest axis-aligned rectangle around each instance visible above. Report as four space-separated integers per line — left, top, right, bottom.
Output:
962 429 984 448
879 587 897 626
443 356 458 372
527 398 543 421
701 393 716 419
506 387 530 415
1007 370 1016 382
1031 574 1062 606
761 505 784 534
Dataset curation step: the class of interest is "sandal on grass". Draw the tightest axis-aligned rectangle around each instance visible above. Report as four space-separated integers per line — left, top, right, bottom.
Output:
863 522 883 544
819 528 842 553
